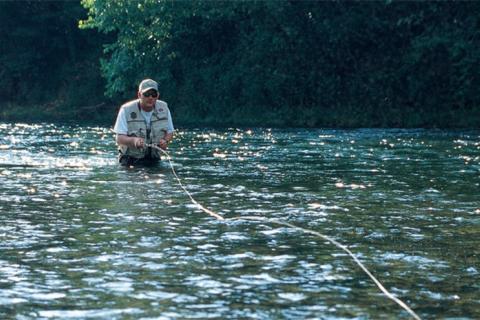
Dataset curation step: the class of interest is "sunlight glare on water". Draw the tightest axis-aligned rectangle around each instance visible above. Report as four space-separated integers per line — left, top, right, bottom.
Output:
0 123 115 169
0 123 479 319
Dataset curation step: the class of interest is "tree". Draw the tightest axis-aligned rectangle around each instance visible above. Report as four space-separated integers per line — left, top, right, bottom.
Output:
0 0 107 121
80 0 480 127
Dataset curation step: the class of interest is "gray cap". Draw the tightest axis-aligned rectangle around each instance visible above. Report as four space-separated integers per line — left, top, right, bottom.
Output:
138 79 158 93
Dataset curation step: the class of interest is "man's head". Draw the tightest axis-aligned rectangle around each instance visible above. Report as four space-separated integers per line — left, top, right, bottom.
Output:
139 79 158 94
138 79 159 111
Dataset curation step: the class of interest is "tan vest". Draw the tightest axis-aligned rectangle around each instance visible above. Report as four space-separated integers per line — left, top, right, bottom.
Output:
119 99 170 159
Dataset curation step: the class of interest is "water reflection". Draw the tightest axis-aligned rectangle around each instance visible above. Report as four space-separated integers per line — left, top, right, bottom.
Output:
0 123 479 319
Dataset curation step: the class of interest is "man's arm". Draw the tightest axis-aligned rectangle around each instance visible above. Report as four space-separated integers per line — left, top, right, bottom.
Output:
164 131 173 143
157 108 174 149
116 134 144 149
158 131 173 149
114 107 144 149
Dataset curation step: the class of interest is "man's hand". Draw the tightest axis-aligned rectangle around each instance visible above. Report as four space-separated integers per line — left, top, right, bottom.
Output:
133 137 145 149
116 134 144 149
159 132 174 150
158 138 168 150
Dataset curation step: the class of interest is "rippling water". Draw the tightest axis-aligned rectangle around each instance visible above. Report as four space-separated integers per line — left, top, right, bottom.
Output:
0 122 479 319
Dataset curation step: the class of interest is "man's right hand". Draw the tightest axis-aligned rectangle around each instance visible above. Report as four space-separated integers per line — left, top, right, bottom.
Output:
116 134 144 149
133 137 144 149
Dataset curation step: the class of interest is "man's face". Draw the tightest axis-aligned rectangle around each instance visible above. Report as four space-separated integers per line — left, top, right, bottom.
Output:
139 89 158 111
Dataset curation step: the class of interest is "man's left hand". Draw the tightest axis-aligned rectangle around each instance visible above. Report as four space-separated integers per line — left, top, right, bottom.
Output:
158 138 168 150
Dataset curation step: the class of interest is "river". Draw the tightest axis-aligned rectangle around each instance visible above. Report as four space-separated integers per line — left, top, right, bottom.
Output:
0 123 478 319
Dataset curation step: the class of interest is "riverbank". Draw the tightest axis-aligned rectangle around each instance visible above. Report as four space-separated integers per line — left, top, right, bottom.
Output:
1 102 478 129
0 102 116 126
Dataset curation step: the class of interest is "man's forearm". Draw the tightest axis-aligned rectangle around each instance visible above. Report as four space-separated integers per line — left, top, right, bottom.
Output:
117 134 138 148
117 133 172 148
164 132 173 143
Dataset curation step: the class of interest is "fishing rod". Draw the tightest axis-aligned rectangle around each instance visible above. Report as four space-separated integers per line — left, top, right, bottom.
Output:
146 143 422 320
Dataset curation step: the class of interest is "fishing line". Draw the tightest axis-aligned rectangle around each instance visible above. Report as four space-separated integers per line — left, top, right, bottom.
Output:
147 144 421 320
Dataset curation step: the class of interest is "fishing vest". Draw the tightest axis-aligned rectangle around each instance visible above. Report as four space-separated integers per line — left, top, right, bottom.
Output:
118 99 170 159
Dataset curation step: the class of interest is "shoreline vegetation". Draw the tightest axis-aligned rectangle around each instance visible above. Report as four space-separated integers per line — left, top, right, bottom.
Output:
2 101 478 129
1 1 479 129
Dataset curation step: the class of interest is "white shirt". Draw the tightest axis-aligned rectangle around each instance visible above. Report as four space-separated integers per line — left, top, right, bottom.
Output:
113 101 174 135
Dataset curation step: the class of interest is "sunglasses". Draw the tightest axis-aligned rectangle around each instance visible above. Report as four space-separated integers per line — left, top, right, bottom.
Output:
143 91 158 98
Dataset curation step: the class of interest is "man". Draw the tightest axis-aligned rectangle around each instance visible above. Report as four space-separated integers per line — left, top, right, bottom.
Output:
113 78 174 166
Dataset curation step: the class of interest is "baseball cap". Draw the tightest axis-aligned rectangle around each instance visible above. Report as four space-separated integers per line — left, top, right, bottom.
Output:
139 79 158 93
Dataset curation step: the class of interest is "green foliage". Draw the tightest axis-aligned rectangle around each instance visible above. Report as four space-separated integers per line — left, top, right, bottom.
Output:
1 1 479 127
79 0 480 128
0 0 109 122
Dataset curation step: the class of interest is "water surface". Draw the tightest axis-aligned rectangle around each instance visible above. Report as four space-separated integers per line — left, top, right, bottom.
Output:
0 123 479 319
